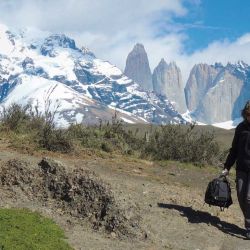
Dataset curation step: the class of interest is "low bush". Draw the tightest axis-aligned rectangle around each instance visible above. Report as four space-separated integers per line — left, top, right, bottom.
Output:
38 122 73 153
143 124 220 165
0 104 74 153
0 103 222 165
0 103 32 132
67 115 143 155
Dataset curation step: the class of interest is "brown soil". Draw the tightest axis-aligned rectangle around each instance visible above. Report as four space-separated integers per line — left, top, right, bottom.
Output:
0 147 248 250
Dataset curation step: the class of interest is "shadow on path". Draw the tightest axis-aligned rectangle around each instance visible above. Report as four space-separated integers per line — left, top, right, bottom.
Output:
158 203 245 239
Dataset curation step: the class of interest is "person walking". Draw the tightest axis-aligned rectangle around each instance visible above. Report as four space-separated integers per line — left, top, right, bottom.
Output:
221 100 250 239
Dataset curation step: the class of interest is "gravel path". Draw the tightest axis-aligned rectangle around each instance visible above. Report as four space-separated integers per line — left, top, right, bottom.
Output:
0 148 248 250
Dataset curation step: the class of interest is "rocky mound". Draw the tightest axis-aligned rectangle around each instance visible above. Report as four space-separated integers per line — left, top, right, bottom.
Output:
0 158 142 239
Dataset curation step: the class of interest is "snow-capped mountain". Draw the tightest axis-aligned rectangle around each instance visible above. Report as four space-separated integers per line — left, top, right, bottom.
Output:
0 24 185 127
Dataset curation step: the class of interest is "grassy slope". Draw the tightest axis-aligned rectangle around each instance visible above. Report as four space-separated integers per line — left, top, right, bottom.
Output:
0 208 72 250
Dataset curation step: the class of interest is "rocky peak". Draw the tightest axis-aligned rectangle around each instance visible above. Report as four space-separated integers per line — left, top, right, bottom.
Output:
124 43 153 91
214 62 223 69
158 58 166 66
225 61 249 80
184 63 219 112
22 57 34 68
133 43 146 54
168 61 177 67
226 60 248 70
81 47 95 58
40 34 77 57
152 59 186 113
156 59 177 70
237 60 248 69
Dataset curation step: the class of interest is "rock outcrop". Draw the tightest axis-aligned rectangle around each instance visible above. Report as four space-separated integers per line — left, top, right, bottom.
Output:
124 43 153 91
185 62 248 123
153 59 186 113
184 63 220 112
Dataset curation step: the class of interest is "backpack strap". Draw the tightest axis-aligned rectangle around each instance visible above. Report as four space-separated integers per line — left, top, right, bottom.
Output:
220 184 229 212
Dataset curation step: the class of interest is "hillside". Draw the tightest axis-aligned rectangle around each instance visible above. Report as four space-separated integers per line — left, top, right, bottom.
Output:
0 126 249 250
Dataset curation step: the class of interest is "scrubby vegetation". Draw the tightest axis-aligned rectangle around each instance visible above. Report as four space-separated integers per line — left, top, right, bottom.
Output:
0 103 225 166
143 124 220 165
0 103 74 153
0 208 72 250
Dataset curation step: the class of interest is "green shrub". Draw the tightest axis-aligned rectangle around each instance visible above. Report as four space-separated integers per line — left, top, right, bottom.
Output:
67 116 143 155
143 124 220 165
0 103 32 132
0 103 74 153
101 142 113 152
39 124 74 153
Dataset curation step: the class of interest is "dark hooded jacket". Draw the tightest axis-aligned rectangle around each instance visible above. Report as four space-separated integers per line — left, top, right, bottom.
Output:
224 120 250 172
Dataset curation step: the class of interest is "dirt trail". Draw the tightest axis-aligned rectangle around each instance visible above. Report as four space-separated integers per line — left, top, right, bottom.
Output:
0 148 249 250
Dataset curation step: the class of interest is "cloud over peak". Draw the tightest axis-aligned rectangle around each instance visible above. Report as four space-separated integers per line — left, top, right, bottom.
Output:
1 0 250 83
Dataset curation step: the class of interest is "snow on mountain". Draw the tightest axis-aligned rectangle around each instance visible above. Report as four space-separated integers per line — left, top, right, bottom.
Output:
212 117 243 130
0 24 15 55
0 24 185 127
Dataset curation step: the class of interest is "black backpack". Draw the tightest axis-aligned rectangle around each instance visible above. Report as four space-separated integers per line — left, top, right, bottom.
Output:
204 177 233 211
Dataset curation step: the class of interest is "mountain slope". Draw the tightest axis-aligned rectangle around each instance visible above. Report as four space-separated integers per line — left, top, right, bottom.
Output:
0 24 185 126
185 62 250 124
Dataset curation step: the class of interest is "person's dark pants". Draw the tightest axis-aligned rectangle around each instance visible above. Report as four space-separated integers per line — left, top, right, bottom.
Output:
236 170 250 230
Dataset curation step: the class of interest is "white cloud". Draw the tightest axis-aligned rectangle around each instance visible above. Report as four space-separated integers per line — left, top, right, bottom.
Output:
0 0 187 66
0 0 186 32
236 34 250 45
177 35 250 81
1 0 250 85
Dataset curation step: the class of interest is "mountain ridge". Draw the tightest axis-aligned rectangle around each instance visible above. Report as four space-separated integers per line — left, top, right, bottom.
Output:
2 23 249 129
124 43 250 128
0 24 185 127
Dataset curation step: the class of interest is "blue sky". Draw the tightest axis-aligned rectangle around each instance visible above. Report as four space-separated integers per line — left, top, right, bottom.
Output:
175 0 250 53
0 0 250 80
